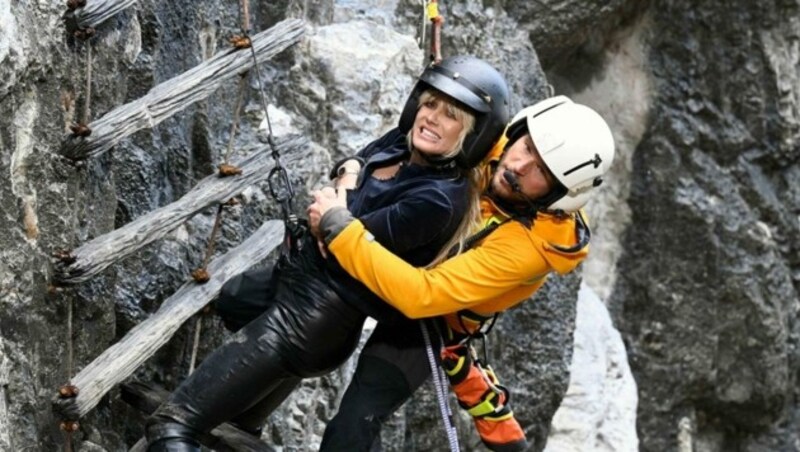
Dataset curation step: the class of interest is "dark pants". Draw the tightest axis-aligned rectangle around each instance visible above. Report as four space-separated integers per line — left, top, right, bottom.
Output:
146 249 366 450
213 264 279 333
320 319 436 452
182 261 440 451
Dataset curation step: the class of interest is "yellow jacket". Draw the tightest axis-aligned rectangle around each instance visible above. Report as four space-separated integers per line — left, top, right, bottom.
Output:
326 138 591 319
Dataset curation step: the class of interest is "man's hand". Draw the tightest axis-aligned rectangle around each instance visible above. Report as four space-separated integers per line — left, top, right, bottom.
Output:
308 187 348 233
308 187 348 256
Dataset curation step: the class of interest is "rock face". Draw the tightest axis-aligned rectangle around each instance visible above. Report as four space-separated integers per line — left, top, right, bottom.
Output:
609 2 800 451
546 284 638 452
1 0 798 451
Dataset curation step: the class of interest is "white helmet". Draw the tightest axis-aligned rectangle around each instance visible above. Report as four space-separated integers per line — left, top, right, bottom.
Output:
505 95 615 212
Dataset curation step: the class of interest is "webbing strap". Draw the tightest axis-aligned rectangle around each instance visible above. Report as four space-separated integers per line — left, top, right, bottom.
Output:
443 354 467 378
466 392 499 417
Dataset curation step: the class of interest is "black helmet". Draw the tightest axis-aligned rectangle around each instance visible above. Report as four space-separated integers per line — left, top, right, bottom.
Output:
399 55 511 169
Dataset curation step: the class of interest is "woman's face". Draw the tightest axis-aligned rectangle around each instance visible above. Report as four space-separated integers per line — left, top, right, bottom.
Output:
410 95 466 156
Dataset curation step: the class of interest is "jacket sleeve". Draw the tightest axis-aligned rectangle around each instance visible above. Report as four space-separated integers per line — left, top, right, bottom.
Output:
357 187 455 255
327 220 553 318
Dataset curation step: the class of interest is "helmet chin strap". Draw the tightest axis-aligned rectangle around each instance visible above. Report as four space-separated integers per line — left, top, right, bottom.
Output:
414 148 458 168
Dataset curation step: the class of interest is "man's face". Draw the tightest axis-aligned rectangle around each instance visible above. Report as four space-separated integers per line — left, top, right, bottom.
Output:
490 133 556 202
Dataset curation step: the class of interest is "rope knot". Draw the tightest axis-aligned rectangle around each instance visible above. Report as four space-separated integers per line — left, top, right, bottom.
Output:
229 35 252 49
218 163 243 177
58 384 80 399
69 123 92 137
53 250 77 265
191 268 211 283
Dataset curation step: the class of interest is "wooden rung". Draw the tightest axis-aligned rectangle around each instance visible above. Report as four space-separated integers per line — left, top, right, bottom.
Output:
64 0 138 33
61 18 304 160
54 220 284 419
53 135 306 285
121 381 275 451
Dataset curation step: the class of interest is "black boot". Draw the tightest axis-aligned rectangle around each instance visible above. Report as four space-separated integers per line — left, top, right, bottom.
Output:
145 421 202 452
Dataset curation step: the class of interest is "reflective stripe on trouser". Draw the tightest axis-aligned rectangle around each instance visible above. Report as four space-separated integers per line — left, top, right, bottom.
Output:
440 344 529 452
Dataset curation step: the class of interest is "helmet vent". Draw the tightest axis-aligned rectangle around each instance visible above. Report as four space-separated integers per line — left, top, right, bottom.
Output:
563 153 602 176
532 100 568 118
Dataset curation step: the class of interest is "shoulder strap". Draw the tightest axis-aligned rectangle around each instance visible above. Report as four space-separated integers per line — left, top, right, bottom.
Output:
446 217 510 259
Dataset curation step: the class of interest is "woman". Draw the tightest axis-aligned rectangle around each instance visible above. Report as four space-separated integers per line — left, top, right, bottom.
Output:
145 55 510 451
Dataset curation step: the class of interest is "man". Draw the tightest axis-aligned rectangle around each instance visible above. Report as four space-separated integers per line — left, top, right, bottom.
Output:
309 95 615 451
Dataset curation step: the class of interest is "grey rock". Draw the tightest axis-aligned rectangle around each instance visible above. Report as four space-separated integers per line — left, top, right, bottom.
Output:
285 20 422 159
546 284 638 452
610 2 800 451
506 0 644 68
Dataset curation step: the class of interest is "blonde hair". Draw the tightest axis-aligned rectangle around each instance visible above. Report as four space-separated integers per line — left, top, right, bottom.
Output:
405 89 483 267
427 168 483 267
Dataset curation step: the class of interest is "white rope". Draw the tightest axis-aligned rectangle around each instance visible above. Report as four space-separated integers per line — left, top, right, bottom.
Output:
420 320 460 452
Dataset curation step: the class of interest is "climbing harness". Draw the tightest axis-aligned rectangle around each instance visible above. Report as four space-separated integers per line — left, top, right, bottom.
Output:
439 309 528 452
421 215 509 452
440 340 528 451
436 212 532 451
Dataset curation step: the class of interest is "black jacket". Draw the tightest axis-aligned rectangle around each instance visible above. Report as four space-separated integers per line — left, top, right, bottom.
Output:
326 128 469 322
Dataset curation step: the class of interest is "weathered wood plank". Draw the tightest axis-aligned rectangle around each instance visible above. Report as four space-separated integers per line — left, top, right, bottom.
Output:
53 135 306 285
57 220 284 418
61 18 304 160
64 0 138 32
120 382 275 452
